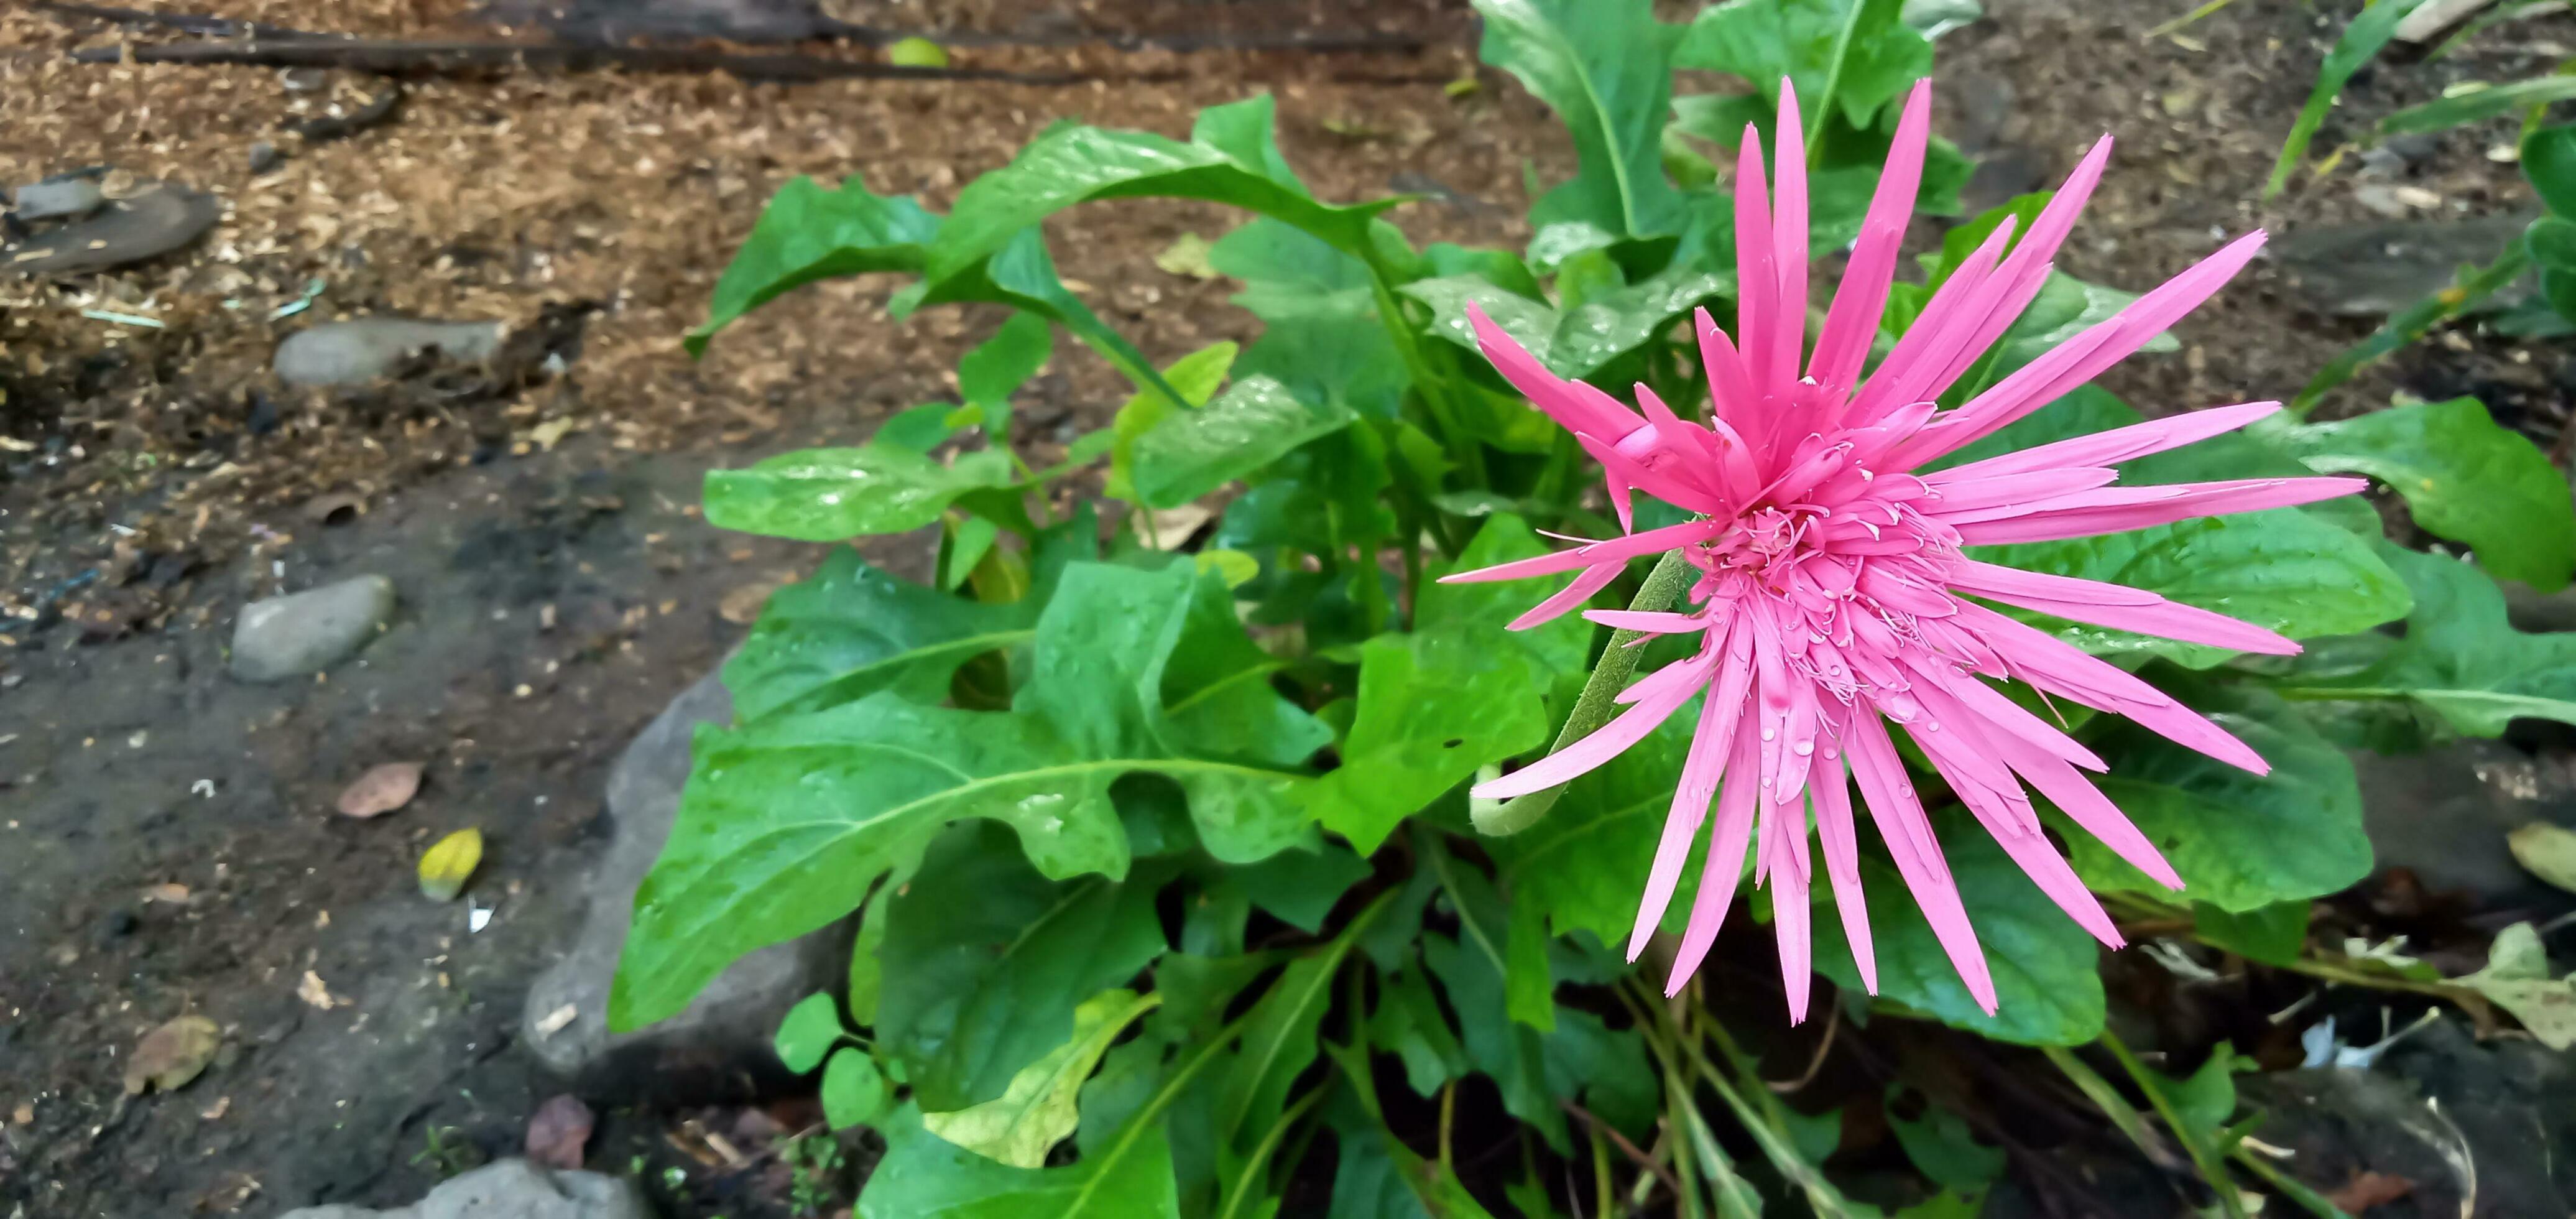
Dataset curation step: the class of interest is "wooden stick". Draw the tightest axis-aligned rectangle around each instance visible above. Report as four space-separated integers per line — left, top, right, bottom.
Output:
32 1 333 40
68 37 1107 85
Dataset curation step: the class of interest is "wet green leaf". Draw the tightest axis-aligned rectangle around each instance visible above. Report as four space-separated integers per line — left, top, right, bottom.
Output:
725 550 1038 723
686 176 940 356
611 563 1317 1031
859 1104 1182 1218
2071 688 2371 913
1403 268 1732 380
924 990 1160 1166
1887 1088 2005 1192
1311 627 1551 855
1129 376 1359 509
775 992 844 1074
1812 812 2106 1046
877 827 1171 1111
824 1049 893 1130
1486 705 1703 947
2193 901 2310 967
1474 0 1687 239
704 445 1016 542
958 312 1053 441
1675 0 1932 131
2270 540 2576 736
2271 396 2576 591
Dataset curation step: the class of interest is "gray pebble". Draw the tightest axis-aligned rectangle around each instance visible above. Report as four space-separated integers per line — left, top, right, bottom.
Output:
230 575 397 682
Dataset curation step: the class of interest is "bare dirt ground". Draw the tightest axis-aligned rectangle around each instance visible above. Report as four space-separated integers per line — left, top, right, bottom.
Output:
2 0 2572 1215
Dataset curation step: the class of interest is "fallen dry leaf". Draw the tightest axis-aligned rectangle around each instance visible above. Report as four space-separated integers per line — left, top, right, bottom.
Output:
534 1003 578 1036
2325 1170 2414 1212
125 1015 220 1095
302 493 365 526
525 1094 594 1170
297 970 342 1010
141 883 193 905
719 578 785 624
336 762 423 818
201 1095 231 1121
12 1103 33 1125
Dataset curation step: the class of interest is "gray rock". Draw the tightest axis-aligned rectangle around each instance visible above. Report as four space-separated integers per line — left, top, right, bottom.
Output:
277 1158 650 1219
2355 739 2576 903
2274 216 2537 317
249 141 284 174
230 575 397 682
520 664 846 1101
11 177 104 221
1 181 221 277
274 318 506 387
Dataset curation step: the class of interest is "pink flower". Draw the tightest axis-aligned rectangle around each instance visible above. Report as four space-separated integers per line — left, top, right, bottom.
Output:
1447 81 2364 1021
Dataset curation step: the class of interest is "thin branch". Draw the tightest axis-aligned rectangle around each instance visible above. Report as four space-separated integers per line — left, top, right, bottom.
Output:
68 37 1102 84
1561 1098 1684 1205
32 0 331 40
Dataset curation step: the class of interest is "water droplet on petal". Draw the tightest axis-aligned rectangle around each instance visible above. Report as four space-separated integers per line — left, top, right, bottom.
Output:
1793 741 1814 756
1761 727 1776 741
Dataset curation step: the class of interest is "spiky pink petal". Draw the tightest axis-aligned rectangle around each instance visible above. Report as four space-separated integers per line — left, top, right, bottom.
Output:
1460 85 2359 1018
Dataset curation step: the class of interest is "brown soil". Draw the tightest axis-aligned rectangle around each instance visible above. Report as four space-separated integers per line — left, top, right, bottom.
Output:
1 0 2569 1215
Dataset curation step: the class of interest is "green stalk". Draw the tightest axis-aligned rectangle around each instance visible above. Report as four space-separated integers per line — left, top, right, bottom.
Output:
1806 0 1868 157
1360 256 1490 489
1472 549 1697 836
2100 1032 2247 1219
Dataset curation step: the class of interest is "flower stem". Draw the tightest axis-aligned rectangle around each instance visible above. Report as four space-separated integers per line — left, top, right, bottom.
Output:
1472 547 1697 837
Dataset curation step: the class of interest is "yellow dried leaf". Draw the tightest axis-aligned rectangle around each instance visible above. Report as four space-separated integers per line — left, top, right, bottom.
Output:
419 828 483 901
2508 822 2576 895
888 37 949 68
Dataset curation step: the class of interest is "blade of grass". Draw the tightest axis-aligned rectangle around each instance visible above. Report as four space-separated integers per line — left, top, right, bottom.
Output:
2099 1032 2247 1219
2290 242 2531 414
2268 0 2440 198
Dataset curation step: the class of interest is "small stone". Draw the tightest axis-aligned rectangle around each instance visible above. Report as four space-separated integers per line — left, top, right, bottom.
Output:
279 67 328 93
276 1158 649 1219
248 141 283 175
273 318 505 387
229 575 397 682
11 177 104 221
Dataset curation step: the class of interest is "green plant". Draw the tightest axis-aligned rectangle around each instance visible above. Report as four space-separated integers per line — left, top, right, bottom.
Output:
410 1124 480 1179
783 1132 849 1216
612 1 2576 1213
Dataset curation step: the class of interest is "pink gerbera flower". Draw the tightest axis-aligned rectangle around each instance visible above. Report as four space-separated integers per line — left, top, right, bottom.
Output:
1448 81 2364 1021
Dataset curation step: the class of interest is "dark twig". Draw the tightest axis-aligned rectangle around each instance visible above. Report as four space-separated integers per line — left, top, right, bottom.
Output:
1558 1098 1682 1205
32 1 332 40
68 37 1107 85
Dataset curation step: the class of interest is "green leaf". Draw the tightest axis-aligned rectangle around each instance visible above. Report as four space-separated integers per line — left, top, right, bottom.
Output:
1504 890 1558 1032
1420 840 1572 1151
1232 841 1373 932
1160 563 1330 769
1323 1039 1503 1219
611 563 1316 1031
1541 1008 1659 1141
824 1048 893 1130
1675 0 1932 131
1418 514 1601 680
959 312 1054 440
877 402 964 452
924 989 1161 1167
877 827 1170 1111
2270 396 2576 591
2193 901 2309 968
2271 540 2576 736
1128 374 1360 510
1886 1088 2006 1192
687 176 940 356
2070 688 2370 913
1209 893 1395 1169
2460 922 2576 1050
924 110 1396 294
859 1105 1183 1219
1313 628 1551 855
1074 1033 1175 1159
704 445 1017 543
1367 965 1470 1098
1955 392 2411 668
1473 0 1686 239
1403 268 1733 381
1109 342 1240 503
776 992 844 1074
2381 75 2576 139
2526 124 2576 218
2267 0 2439 197
1812 812 2107 1045
726 550 1038 723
